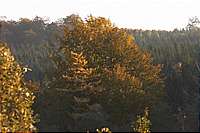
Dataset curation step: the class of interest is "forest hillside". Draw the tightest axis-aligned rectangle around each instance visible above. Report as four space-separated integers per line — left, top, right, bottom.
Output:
0 15 199 132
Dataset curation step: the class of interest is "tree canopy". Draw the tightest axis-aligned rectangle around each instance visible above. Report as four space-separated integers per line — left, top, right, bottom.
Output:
44 15 164 130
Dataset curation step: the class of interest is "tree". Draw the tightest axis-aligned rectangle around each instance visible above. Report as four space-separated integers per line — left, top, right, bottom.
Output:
0 42 36 132
48 15 164 130
132 107 151 133
186 16 200 30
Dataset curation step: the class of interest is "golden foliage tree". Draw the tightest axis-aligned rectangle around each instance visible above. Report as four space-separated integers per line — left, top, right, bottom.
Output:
50 15 164 128
132 107 151 133
0 42 36 132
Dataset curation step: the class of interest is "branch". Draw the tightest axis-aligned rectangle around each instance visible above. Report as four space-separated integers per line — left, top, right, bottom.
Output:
195 61 200 73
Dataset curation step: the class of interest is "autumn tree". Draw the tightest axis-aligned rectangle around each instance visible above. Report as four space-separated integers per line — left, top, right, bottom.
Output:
0 42 36 132
132 107 151 133
47 15 164 130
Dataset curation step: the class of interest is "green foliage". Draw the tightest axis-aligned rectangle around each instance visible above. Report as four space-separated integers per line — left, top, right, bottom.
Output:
0 42 36 132
0 17 58 81
128 28 199 131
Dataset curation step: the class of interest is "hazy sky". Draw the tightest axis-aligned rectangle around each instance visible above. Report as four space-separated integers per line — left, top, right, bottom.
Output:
0 0 200 30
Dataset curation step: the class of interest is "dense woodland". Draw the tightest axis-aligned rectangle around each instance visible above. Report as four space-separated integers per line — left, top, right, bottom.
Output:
0 15 200 132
